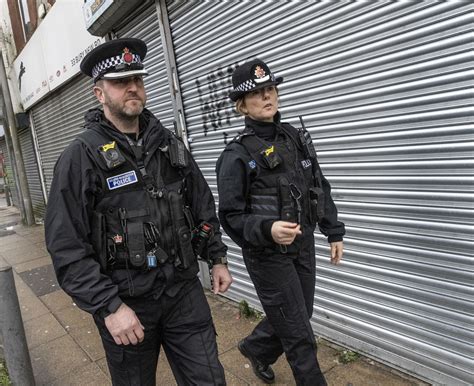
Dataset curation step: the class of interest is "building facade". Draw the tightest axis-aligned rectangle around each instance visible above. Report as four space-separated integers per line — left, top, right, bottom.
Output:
1 1 473 384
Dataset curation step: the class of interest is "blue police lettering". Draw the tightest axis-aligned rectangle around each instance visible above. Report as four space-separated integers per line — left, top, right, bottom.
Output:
107 171 138 190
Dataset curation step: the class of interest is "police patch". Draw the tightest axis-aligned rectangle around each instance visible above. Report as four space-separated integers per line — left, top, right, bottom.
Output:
107 170 138 190
301 159 312 169
248 160 257 169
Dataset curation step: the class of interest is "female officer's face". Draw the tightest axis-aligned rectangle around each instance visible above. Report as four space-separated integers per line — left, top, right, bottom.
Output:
242 86 278 122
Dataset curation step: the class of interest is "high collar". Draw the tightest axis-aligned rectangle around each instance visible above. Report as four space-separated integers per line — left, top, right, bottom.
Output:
83 108 166 148
244 112 282 141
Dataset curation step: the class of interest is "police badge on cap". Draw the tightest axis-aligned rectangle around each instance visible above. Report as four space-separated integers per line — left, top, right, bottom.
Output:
80 38 149 83
229 59 283 101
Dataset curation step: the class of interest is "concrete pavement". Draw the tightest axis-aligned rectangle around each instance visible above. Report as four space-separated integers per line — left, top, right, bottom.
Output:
0 195 429 385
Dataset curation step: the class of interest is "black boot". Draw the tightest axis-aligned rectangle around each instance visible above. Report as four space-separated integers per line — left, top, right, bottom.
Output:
238 340 275 384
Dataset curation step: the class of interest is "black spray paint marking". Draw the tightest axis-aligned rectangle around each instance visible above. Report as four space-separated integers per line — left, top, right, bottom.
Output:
195 64 239 137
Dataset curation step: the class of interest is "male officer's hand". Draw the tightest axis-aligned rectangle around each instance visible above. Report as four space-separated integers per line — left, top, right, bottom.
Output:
330 241 344 265
271 221 302 245
211 264 233 294
105 303 145 346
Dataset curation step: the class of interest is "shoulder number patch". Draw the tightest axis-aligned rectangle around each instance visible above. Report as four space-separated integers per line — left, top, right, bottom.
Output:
107 170 138 190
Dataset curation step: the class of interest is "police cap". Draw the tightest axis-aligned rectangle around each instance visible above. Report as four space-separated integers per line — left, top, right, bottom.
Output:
229 58 283 102
80 38 148 83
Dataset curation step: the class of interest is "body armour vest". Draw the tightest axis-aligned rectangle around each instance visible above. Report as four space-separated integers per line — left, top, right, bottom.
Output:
237 124 318 255
77 127 199 295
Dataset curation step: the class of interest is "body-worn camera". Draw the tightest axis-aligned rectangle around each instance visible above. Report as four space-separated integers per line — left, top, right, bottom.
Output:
261 145 282 169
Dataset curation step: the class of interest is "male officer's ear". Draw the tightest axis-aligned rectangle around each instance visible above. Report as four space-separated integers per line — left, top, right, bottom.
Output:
93 83 105 104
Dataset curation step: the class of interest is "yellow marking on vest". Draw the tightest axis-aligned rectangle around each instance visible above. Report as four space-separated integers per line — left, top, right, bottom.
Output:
101 141 116 152
264 145 274 156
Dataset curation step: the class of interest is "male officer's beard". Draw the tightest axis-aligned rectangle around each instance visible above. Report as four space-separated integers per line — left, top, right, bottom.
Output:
104 93 146 122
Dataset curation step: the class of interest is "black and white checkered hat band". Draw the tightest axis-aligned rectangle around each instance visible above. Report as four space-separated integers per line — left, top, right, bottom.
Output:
92 54 142 79
234 73 276 93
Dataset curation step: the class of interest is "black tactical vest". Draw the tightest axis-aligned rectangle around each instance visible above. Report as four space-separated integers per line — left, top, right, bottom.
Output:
237 124 317 255
77 128 199 283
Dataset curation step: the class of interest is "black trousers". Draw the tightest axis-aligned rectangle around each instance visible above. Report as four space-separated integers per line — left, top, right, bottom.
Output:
94 277 225 386
243 234 325 386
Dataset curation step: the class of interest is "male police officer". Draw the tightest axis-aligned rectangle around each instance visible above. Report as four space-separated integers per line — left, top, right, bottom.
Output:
45 38 232 385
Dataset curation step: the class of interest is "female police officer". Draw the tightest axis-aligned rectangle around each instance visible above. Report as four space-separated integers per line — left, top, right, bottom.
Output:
216 59 345 385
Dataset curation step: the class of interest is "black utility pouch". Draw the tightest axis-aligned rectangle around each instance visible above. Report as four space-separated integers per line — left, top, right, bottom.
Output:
168 191 195 270
309 187 325 224
279 177 297 223
168 138 188 168
120 208 150 268
90 211 107 271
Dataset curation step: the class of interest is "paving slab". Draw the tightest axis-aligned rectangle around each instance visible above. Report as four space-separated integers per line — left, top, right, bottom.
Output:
29 335 91 385
2 243 49 264
53 303 96 331
206 291 232 309
14 256 52 273
13 272 50 322
68 324 106 362
325 357 421 386
39 289 76 312
18 264 60 296
24 313 67 349
0 234 28 248
13 225 44 236
50 362 111 386
26 232 46 244
212 301 262 353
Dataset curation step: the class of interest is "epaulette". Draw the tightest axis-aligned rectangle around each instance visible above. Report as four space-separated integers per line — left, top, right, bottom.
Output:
231 129 255 144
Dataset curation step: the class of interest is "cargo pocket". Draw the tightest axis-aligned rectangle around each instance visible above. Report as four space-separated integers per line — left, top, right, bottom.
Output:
257 288 297 339
104 344 130 385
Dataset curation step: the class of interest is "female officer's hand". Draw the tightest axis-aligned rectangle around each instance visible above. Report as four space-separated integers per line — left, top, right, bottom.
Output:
330 241 344 265
271 221 302 245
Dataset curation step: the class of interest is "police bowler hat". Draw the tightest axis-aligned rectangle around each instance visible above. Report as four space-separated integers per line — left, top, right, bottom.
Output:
229 59 283 102
80 38 149 83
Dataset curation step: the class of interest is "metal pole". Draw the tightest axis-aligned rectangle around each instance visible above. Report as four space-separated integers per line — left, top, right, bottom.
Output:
0 266 35 386
0 50 35 225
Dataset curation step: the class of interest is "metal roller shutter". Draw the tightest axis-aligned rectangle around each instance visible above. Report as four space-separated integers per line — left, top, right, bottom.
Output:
166 1 473 385
31 74 99 195
18 127 45 220
114 3 175 129
0 137 20 208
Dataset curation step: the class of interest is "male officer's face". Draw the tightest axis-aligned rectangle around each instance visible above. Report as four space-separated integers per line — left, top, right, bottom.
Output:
242 86 278 123
94 76 147 120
